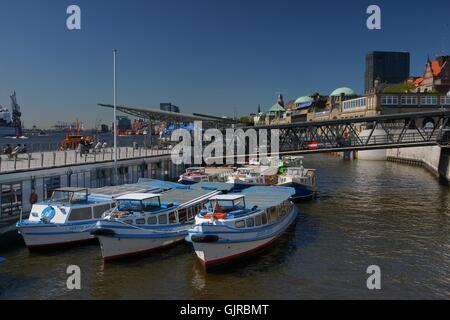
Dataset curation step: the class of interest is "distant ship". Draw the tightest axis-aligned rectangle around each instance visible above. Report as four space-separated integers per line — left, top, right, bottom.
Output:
0 105 16 137
0 92 23 137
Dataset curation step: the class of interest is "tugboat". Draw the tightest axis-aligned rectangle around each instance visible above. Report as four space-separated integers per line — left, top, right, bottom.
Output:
91 187 221 261
186 186 297 270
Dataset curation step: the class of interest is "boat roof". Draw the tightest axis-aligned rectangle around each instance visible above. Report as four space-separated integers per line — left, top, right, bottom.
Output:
53 187 87 193
138 179 189 190
115 193 161 201
234 186 295 209
89 184 161 199
210 195 245 201
190 182 235 192
159 188 216 205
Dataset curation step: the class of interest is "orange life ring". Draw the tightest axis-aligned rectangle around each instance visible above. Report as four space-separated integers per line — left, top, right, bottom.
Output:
204 213 227 220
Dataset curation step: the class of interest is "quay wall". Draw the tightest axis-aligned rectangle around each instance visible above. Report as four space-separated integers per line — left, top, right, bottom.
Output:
386 146 450 183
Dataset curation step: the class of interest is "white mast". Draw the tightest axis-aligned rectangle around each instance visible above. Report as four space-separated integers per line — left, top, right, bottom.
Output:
113 49 118 184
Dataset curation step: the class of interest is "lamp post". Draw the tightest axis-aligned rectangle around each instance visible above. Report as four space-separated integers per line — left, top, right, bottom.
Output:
113 49 118 185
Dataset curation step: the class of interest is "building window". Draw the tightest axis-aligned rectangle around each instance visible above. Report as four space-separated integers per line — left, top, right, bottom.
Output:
44 176 61 199
381 96 399 106
0 183 22 217
420 96 438 105
401 96 418 106
440 96 450 105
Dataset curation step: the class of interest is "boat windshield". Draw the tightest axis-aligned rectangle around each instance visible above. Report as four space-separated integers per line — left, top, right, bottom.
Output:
50 190 88 203
208 198 246 213
117 197 161 212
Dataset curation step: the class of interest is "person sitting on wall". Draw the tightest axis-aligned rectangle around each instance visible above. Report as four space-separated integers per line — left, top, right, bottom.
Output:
3 144 12 156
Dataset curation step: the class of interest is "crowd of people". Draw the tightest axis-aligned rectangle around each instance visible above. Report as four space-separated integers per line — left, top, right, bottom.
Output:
2 144 27 159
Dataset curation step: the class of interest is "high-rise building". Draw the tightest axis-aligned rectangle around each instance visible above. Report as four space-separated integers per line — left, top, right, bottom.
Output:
365 51 410 93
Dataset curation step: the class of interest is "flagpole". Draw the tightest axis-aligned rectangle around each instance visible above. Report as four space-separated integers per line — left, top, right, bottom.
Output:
113 49 118 185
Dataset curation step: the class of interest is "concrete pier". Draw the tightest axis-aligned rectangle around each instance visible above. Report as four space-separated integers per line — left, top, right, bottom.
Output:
0 147 182 238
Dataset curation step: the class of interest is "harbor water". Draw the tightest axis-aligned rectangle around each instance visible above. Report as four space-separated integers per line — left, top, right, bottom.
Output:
1 154 450 299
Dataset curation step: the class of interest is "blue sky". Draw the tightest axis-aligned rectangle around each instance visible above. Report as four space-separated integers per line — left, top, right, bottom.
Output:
0 0 449 128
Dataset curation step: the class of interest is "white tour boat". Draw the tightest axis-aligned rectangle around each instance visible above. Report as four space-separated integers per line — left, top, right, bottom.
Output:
90 187 221 261
186 186 297 269
16 184 161 249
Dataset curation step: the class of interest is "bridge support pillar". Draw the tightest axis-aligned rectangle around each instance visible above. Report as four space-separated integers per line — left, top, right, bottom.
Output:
438 147 450 185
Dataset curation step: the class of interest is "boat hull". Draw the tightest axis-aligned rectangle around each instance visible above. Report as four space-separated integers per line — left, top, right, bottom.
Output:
278 182 315 202
96 234 185 261
17 221 98 249
189 206 298 269
92 220 192 261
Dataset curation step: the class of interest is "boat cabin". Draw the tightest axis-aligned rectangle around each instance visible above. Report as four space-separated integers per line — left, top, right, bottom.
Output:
50 187 89 204
207 195 246 214
28 188 114 224
113 193 164 214
186 167 206 175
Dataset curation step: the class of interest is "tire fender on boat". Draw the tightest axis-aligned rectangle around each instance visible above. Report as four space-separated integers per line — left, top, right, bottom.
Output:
191 234 219 243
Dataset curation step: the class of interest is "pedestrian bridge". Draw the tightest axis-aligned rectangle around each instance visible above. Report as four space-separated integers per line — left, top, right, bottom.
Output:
235 110 450 156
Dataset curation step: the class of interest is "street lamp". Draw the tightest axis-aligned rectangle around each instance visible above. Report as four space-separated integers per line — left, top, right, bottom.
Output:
113 49 118 185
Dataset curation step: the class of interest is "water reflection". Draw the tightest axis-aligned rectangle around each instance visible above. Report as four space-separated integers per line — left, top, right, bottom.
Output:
1 155 450 299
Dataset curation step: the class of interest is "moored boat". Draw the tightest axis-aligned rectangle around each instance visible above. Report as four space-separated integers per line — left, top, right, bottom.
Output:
186 186 297 270
277 167 317 202
90 187 221 261
16 184 160 249
178 167 211 184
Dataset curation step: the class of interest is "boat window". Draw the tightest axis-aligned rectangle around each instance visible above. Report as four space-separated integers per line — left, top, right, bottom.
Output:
68 207 93 221
246 218 255 228
135 218 145 225
142 199 160 211
124 219 133 225
235 220 245 228
255 215 262 226
188 207 195 219
178 209 187 223
169 212 177 224
158 214 168 225
261 213 268 225
118 200 142 212
269 208 278 222
93 203 112 218
147 216 157 225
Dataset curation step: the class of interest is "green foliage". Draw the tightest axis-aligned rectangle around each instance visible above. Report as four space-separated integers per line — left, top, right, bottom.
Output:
382 82 415 94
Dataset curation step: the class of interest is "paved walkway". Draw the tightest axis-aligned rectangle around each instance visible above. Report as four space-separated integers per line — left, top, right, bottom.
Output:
0 147 171 173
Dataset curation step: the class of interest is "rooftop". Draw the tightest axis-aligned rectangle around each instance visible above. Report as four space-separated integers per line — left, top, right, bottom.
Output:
210 195 245 201
330 87 355 97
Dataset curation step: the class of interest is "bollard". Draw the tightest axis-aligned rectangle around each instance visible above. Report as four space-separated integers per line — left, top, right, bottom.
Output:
28 153 31 169
75 151 78 164
41 153 44 168
53 152 56 166
64 151 67 165
139 148 142 157
0 156 2 172
103 149 105 161
14 155 17 171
